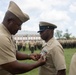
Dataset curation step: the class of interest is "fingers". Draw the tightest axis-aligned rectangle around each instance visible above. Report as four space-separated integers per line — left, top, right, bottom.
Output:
30 53 41 61
40 55 46 61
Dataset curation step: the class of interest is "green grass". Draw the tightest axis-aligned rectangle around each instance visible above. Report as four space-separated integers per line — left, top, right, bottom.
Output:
18 48 76 75
64 48 76 75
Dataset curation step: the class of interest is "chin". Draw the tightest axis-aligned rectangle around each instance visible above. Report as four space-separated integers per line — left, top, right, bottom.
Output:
12 32 16 35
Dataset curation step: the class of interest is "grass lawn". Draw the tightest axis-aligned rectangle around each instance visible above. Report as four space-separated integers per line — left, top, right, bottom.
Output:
18 48 76 75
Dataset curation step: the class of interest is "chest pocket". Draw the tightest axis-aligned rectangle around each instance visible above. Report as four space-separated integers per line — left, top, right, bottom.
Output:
46 53 55 68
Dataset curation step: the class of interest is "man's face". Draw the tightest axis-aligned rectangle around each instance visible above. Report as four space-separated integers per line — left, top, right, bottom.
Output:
39 29 53 42
8 18 22 35
40 29 49 40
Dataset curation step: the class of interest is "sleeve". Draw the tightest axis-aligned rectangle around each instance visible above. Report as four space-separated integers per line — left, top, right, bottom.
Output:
0 36 16 65
51 45 66 70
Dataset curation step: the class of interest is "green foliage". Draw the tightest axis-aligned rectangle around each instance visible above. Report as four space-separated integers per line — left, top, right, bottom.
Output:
18 48 76 75
63 29 71 39
55 30 63 39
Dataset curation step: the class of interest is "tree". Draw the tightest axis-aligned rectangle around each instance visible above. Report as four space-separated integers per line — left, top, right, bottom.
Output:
55 30 63 39
63 29 71 39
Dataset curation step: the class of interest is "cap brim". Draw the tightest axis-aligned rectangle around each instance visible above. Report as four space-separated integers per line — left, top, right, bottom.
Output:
37 29 45 33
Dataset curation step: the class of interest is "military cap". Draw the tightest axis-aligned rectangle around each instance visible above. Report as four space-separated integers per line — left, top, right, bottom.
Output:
38 21 57 33
8 1 29 23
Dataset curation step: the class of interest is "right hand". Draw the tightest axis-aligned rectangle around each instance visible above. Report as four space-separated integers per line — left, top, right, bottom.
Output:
38 55 46 66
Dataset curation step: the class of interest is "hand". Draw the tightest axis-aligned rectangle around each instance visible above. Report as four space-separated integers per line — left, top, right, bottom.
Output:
29 53 41 61
38 55 46 66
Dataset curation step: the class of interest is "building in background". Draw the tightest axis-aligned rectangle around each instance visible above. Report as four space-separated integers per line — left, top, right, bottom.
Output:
13 31 44 51
13 30 43 43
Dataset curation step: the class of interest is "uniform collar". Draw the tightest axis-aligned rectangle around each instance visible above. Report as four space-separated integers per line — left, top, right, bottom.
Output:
42 37 54 47
46 37 54 46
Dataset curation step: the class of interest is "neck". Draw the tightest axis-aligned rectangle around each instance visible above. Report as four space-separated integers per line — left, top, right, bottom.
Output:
45 36 53 42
